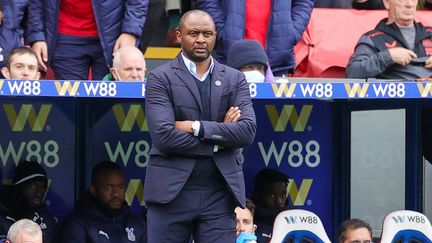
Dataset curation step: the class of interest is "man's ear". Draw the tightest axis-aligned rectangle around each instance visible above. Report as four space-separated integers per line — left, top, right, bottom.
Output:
383 0 391 9
36 71 41 81
1 67 10 79
176 30 182 44
110 67 119 81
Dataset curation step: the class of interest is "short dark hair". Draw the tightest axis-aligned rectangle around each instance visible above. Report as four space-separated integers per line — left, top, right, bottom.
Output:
252 168 289 199
178 9 215 32
245 198 256 216
91 161 124 185
4 47 39 70
337 219 373 243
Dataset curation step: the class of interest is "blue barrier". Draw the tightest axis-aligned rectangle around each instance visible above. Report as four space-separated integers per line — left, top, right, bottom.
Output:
1 79 432 98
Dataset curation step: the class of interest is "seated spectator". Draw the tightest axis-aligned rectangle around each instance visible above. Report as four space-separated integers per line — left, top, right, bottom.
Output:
235 198 257 243
0 161 58 243
252 169 291 243
6 219 42 243
226 39 275 83
337 219 373 243
59 161 147 243
103 46 147 81
1 47 40 80
346 0 432 80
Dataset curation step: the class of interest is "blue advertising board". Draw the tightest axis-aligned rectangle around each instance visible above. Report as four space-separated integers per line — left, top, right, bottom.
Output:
243 99 333 235
83 97 333 235
2 79 432 99
0 98 76 220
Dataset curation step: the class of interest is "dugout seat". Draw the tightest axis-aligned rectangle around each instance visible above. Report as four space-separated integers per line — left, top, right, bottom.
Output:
380 210 432 243
269 209 331 243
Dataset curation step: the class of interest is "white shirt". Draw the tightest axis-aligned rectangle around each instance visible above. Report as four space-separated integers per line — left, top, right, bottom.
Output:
181 53 214 81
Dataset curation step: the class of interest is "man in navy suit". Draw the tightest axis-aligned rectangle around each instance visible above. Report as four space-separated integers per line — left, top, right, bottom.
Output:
144 9 257 243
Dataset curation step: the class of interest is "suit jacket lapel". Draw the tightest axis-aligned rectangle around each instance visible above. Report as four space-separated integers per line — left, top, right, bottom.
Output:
171 55 204 114
210 61 225 121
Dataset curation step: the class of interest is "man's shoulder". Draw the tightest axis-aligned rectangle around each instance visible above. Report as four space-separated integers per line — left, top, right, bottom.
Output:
151 61 175 74
420 23 432 34
425 26 432 32
214 61 243 78
62 205 102 229
364 29 385 38
360 18 388 38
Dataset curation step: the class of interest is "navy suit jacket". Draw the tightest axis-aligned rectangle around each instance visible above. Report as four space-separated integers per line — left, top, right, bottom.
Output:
144 54 256 207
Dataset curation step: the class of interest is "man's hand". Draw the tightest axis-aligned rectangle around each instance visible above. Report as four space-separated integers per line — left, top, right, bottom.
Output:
224 106 241 122
174 106 240 134
425 56 432 69
175 120 193 133
31 41 48 72
113 33 137 53
388 47 417 66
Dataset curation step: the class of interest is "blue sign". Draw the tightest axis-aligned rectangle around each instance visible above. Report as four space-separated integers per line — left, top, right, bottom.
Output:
84 98 334 235
1 80 432 99
0 98 76 220
244 99 333 235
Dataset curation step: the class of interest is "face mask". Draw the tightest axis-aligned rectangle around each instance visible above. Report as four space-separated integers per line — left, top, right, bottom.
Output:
243 70 265 83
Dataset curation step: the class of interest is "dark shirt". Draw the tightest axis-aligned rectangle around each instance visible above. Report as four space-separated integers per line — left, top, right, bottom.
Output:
0 186 58 243
59 192 147 243
254 205 289 243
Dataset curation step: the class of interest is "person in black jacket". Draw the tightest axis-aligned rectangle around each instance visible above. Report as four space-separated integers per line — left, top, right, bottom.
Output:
59 161 147 243
0 161 58 243
252 169 291 243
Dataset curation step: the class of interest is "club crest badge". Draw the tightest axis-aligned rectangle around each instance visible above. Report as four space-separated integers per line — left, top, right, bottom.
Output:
125 227 136 241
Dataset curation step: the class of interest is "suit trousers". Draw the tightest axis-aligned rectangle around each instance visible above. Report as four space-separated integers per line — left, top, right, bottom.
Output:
147 187 237 243
51 35 108 80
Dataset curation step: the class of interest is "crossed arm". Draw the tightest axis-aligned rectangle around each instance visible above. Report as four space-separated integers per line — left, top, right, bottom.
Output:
175 106 241 133
145 71 256 157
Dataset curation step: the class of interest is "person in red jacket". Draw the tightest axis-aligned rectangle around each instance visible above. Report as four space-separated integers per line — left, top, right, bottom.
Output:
28 0 148 80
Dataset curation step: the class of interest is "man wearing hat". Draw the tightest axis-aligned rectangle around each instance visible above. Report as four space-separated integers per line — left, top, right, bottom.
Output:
0 161 58 243
227 40 275 83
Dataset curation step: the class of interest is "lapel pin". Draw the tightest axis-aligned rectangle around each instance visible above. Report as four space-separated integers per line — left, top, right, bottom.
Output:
215 80 222 86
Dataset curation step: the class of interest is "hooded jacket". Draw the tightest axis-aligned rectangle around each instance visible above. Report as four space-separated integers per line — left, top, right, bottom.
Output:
59 192 147 243
253 205 289 243
0 185 58 243
346 18 432 79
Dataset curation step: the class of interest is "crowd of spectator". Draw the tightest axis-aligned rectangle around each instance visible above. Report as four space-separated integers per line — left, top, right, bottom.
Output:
1 0 432 80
